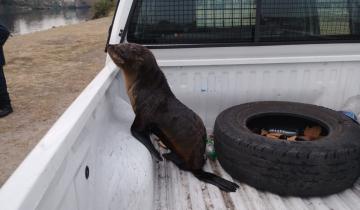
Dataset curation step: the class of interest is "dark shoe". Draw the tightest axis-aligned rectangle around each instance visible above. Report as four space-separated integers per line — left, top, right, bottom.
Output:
0 105 13 118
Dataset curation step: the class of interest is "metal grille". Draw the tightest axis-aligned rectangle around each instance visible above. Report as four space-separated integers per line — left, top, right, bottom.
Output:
318 0 352 35
127 0 360 45
259 0 360 42
127 0 256 44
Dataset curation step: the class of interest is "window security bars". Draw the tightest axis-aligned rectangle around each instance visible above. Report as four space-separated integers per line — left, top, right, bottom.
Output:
127 0 360 45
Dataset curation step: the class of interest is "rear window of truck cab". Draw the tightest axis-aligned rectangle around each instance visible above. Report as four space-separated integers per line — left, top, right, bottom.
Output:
126 0 360 45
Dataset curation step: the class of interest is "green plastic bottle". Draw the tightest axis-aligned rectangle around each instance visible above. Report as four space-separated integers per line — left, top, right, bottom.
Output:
206 135 217 160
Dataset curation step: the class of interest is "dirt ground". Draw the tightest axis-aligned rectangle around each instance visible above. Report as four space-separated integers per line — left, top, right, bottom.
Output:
0 17 112 187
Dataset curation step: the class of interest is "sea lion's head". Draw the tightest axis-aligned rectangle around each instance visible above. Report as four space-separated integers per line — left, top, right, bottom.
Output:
107 43 155 73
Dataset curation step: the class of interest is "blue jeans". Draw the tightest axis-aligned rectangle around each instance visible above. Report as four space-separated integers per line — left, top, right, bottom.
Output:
0 65 10 107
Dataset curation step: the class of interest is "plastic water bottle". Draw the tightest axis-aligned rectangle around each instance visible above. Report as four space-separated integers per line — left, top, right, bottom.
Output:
341 95 360 124
340 111 358 124
341 95 360 115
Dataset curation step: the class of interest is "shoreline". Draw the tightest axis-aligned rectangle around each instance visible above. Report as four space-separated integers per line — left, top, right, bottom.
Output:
0 4 92 11
0 1 94 10
0 6 94 35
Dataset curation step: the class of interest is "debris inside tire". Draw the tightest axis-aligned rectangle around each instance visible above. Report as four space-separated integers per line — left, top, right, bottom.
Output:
257 126 323 141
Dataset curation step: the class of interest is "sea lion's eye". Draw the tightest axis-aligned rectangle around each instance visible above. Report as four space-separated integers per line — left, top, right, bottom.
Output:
137 56 144 62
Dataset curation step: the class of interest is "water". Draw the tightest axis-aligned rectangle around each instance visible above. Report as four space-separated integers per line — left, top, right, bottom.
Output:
0 6 93 35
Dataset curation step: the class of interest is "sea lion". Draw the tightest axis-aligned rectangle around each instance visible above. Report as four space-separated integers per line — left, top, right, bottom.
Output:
107 43 239 192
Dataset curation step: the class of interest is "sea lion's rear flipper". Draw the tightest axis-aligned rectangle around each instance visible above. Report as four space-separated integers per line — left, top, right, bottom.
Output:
131 122 163 161
192 170 239 192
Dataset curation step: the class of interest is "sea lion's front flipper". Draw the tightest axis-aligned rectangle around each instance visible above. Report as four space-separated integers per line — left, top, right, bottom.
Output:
162 152 185 168
131 121 163 161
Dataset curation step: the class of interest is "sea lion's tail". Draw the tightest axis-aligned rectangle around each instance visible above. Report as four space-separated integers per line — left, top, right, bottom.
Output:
192 170 239 192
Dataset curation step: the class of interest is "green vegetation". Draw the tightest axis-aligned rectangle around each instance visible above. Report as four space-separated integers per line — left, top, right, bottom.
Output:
92 0 115 19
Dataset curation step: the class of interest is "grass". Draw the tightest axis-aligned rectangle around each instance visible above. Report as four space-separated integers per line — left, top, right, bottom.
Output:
92 0 115 19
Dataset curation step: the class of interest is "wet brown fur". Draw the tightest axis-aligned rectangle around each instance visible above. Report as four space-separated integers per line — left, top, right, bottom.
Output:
108 43 239 192
108 43 206 170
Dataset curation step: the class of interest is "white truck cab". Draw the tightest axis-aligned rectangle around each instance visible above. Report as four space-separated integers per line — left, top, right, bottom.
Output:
1 0 360 209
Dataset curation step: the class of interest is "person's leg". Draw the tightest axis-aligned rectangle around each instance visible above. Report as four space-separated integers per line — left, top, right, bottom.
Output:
0 65 12 117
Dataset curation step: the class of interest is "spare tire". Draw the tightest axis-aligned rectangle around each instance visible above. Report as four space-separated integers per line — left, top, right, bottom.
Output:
214 101 360 197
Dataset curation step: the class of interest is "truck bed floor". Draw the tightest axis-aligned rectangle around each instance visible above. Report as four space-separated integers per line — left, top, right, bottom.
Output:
153 158 360 210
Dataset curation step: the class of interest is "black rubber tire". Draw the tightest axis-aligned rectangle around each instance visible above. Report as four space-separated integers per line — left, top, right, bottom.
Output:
214 101 360 197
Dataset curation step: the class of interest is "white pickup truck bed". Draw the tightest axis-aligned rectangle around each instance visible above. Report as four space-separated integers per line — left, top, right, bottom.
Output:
1 43 360 210
151 45 360 210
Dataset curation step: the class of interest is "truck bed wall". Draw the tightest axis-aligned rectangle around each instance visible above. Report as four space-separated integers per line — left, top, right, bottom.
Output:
36 74 155 210
162 61 360 131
